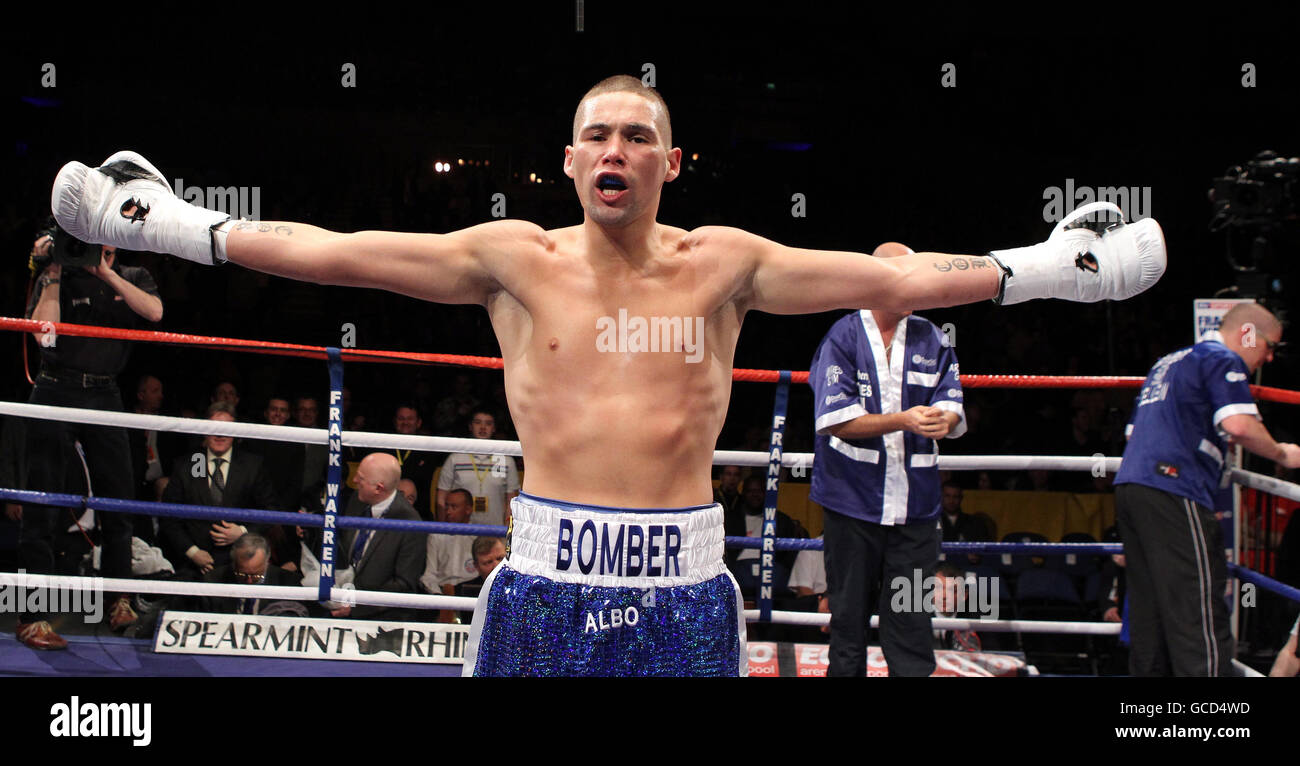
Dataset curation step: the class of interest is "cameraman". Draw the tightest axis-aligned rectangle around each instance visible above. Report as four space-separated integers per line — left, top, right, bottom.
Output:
14 230 162 650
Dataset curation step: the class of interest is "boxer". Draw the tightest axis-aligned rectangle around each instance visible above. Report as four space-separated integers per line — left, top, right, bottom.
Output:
50 75 1166 675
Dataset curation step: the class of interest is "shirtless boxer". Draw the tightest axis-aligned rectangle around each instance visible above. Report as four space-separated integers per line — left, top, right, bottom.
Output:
50 75 1166 676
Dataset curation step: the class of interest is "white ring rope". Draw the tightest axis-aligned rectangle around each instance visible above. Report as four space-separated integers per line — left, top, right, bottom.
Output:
1232 468 1300 504
0 571 477 612
749 609 1123 635
1 571 1121 636
0 402 524 456
4 402 1298 501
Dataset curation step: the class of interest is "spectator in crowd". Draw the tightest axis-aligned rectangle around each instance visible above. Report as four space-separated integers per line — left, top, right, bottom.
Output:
452 537 509 625
1099 525 1127 624
244 395 306 568
200 533 303 614
398 478 418 507
723 475 805 598
713 465 743 514
294 394 329 501
331 452 426 622
433 372 481 435
471 536 506 582
938 482 983 543
18 235 164 648
420 489 480 622
938 481 990 565
248 397 297 504
128 373 175 544
932 561 981 652
211 380 241 416
437 408 519 526
385 404 439 522
160 401 278 581
790 537 826 600
1095 527 1130 674
264 396 291 428
788 535 829 636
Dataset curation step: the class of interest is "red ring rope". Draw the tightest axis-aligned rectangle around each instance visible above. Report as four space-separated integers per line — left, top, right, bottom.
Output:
5 317 1298 404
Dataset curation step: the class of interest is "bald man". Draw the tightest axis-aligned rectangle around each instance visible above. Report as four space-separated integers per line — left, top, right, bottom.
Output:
1115 302 1300 676
331 453 426 620
810 242 967 676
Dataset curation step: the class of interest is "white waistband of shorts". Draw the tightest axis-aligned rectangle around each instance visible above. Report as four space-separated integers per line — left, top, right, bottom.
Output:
506 494 727 587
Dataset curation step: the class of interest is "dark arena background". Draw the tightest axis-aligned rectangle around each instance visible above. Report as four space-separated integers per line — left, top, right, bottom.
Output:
1 2 1299 744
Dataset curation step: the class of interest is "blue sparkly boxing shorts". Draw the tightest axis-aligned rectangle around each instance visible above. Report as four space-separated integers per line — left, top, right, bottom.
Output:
463 492 747 676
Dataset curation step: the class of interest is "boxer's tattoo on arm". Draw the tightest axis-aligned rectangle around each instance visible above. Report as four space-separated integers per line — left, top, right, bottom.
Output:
933 256 992 273
233 222 293 235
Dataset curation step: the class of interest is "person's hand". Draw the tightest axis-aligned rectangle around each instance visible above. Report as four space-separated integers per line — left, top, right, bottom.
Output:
817 593 830 634
1103 606 1121 623
40 262 61 282
899 406 948 439
1278 443 1300 470
4 503 21 522
330 605 352 618
189 549 215 573
31 235 53 261
210 521 244 546
85 248 115 281
281 561 298 573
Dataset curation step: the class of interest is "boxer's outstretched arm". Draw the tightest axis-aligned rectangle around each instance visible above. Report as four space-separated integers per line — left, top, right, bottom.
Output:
224 219 542 306
711 228 1000 315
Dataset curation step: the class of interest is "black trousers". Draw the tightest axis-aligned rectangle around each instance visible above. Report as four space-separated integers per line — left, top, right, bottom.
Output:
20 376 134 621
1116 483 1236 677
823 508 939 677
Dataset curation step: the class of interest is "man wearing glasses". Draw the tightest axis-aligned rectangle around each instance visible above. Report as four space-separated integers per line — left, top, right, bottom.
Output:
1115 302 1300 676
202 534 300 615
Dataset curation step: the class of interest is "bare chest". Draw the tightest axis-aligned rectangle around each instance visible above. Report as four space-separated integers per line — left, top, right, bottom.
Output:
492 243 737 373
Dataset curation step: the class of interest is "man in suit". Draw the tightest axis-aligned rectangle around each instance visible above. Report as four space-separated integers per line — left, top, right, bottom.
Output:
330 452 426 622
160 401 279 580
128 373 180 545
200 533 303 615
723 475 807 598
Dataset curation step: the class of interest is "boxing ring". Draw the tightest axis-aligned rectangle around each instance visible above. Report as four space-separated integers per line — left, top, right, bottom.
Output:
2 316 1299 677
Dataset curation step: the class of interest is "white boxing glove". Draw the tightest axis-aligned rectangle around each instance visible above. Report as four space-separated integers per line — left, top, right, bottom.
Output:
988 202 1166 305
51 150 230 265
